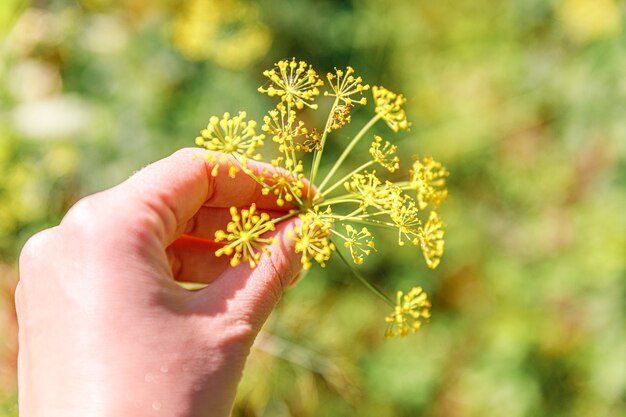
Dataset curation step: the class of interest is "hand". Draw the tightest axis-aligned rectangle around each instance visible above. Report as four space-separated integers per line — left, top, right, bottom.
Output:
16 149 303 417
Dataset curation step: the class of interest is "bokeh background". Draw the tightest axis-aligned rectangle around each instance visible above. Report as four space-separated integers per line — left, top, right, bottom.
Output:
1 0 625 416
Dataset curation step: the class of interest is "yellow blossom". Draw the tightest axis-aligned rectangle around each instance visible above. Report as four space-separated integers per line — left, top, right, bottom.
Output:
258 58 324 109
196 111 265 177
289 209 335 269
344 171 400 211
369 135 400 173
328 103 352 131
390 201 421 246
214 204 276 267
324 66 370 105
415 211 445 269
409 156 449 209
372 86 410 132
262 103 307 169
385 287 431 338
260 167 305 207
336 224 375 265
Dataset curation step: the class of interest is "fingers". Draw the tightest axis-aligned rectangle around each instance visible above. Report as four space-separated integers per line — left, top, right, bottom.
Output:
184 207 289 241
63 148 302 246
192 217 303 330
166 236 231 284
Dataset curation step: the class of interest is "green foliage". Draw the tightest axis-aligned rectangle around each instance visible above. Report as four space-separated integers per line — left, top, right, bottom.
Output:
1 0 625 416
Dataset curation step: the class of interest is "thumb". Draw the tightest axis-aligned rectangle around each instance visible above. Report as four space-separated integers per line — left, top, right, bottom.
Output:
197 217 303 330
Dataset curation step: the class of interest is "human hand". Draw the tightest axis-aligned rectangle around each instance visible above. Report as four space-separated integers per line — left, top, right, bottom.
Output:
16 149 303 417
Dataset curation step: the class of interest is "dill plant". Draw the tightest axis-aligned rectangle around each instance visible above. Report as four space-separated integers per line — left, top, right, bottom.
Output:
193 58 449 337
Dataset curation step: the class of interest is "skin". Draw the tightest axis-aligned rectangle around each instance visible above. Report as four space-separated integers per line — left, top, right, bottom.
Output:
16 148 303 417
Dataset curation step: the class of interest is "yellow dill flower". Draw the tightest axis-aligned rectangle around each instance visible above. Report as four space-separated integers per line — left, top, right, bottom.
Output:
390 201 422 246
258 58 324 110
262 103 307 169
196 111 265 177
372 86 410 132
328 103 352 131
298 128 323 152
335 224 375 265
324 66 370 105
260 167 305 207
415 211 445 269
214 204 276 267
409 156 449 209
385 287 431 338
289 210 335 269
369 135 400 173
344 171 399 211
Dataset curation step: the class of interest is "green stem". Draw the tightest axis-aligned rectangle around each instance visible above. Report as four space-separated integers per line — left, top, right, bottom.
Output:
308 98 340 201
321 160 375 197
270 210 300 225
317 113 382 192
333 242 394 306
331 217 397 231
317 198 362 206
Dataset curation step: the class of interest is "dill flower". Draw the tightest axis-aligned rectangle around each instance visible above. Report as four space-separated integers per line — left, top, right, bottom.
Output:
416 211 445 269
258 58 324 110
410 156 449 209
328 103 352 131
390 201 421 246
193 58 451 338
324 66 370 105
334 224 375 265
369 135 400 173
260 167 305 207
344 171 399 212
385 287 431 338
372 86 410 132
196 112 265 177
262 103 307 169
289 210 335 269
214 204 276 267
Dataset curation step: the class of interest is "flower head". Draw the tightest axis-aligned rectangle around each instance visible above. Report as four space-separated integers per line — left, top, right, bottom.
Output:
369 135 400 173
289 209 335 269
410 156 449 209
385 287 431 338
196 111 265 177
390 201 421 246
416 211 445 269
372 86 410 132
259 58 324 109
328 103 352 131
214 204 276 267
262 104 307 169
344 171 400 212
260 167 305 207
337 224 375 265
324 66 370 105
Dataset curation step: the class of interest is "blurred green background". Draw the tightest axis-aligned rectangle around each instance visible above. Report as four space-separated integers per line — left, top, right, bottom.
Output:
1 0 625 416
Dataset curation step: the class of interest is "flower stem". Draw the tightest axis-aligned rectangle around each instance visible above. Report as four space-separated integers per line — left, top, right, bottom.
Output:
308 98 340 201
321 160 375 197
269 210 300 225
333 243 394 306
317 113 382 193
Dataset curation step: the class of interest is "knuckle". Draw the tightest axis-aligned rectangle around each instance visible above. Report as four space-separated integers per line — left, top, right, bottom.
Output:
19 227 58 267
61 194 102 229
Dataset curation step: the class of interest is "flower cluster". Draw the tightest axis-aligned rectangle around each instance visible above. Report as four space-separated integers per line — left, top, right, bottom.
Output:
194 59 450 338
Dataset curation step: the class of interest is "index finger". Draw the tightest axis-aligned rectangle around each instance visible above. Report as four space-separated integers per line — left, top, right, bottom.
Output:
102 148 304 245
